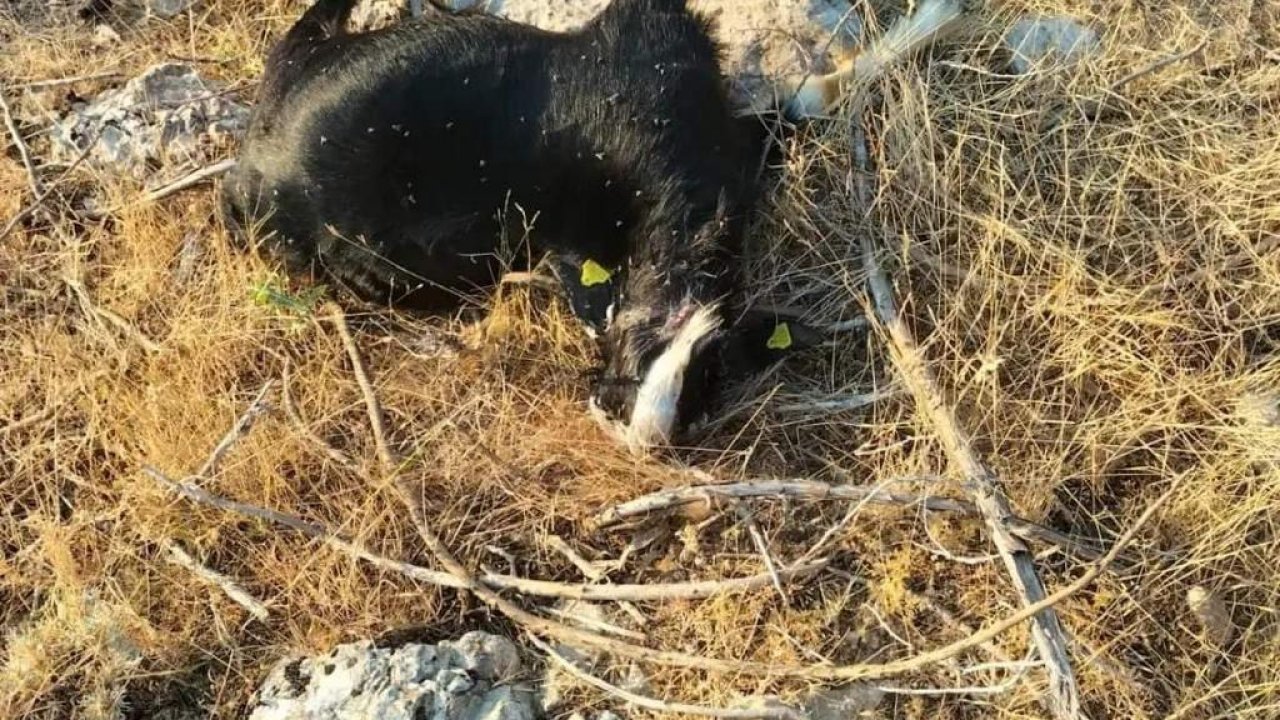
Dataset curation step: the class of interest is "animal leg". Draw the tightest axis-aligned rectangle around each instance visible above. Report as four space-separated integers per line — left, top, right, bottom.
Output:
780 0 975 119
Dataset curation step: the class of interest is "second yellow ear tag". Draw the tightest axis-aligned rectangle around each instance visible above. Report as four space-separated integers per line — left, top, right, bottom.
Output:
766 322 793 350
580 259 612 287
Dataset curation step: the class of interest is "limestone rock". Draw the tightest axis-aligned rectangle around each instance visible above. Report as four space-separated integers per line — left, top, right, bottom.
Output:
1004 16 1101 74
49 63 249 180
249 632 535 720
148 0 196 19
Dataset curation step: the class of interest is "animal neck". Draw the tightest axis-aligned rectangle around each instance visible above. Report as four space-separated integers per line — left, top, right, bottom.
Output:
622 187 741 315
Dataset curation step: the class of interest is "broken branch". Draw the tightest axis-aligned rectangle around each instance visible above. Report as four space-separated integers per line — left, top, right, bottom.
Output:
530 634 806 720
164 541 270 621
196 381 274 479
153 457 1174 680
593 478 1123 569
328 304 400 471
144 466 469 589
594 477 956 526
851 121 1081 718
483 560 827 602
0 87 41 197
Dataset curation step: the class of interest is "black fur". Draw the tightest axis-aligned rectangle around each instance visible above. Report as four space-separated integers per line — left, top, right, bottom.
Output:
222 0 806 444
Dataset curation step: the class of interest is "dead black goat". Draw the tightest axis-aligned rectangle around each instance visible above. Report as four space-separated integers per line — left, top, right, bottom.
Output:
221 0 971 452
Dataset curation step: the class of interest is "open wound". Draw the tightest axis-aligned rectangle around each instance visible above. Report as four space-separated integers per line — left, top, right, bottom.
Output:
766 322 792 350
580 259 613 287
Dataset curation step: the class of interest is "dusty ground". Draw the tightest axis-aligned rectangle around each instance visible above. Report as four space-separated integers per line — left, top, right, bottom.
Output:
2 0 1280 718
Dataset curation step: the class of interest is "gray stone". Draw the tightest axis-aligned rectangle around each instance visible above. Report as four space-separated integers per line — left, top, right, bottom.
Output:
1004 16 1101 74
248 632 535 720
49 63 249 180
148 0 196 18
802 683 884 720
467 686 538 720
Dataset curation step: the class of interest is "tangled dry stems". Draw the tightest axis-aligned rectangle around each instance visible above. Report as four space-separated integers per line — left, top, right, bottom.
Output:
3 0 1280 718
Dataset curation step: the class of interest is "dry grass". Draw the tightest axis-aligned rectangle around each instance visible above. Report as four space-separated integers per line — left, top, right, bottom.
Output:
3 0 1279 718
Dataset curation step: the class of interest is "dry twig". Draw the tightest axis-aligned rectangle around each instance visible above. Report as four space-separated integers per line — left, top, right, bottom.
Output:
143 158 237 204
152 464 822 601
0 140 94 243
545 535 608 581
736 505 789 606
196 381 275 478
145 466 469 589
0 87 41 197
147 458 1175 681
483 560 827 602
530 634 805 720
164 541 270 621
86 158 237 219
149 382 288 624
281 362 358 470
328 305 400 470
593 478 1123 569
851 122 1081 718
594 477 957 526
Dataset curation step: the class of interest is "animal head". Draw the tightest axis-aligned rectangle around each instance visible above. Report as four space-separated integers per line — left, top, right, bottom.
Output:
587 295 817 454
565 194 818 454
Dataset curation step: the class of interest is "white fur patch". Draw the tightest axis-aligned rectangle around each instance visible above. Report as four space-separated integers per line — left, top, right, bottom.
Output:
592 304 721 454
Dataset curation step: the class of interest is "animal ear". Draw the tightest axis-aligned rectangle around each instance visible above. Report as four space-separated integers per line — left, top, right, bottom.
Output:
720 310 821 376
551 253 619 337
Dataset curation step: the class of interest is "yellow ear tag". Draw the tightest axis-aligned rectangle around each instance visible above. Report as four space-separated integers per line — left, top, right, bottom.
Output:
580 259 612 287
766 322 793 350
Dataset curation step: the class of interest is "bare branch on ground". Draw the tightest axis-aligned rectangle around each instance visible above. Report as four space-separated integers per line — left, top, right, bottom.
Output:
850 120 1081 718
164 541 271 621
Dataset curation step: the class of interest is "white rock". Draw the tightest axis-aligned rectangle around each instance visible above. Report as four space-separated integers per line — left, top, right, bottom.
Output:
49 64 249 180
1004 15 1101 74
92 23 122 47
248 632 535 720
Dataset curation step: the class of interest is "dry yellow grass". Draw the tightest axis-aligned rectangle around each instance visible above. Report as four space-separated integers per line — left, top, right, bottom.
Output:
2 0 1279 718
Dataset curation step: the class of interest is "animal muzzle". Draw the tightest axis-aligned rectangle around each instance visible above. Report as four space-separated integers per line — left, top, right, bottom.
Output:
590 304 723 454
